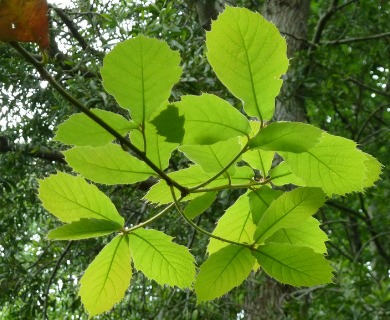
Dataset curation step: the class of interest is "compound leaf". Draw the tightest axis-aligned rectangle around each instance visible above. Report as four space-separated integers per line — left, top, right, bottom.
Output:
79 235 131 317
101 36 182 123
254 187 326 244
129 228 195 288
47 218 122 241
55 109 136 146
206 6 288 121
38 172 123 225
195 245 255 303
64 143 155 185
253 243 333 286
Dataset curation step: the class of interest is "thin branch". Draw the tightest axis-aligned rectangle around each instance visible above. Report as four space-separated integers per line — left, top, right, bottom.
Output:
43 241 73 320
326 200 366 220
280 31 316 48
188 141 250 192
323 31 390 45
9 42 188 196
311 0 358 46
356 103 390 143
126 202 176 232
347 77 390 98
51 6 104 58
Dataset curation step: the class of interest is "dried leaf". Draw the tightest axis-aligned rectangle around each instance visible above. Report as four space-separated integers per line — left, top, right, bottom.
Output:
0 0 49 49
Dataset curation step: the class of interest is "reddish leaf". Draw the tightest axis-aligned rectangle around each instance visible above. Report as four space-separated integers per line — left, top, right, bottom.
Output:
0 0 49 50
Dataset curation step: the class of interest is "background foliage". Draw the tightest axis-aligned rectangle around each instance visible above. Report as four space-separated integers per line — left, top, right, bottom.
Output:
0 0 389 319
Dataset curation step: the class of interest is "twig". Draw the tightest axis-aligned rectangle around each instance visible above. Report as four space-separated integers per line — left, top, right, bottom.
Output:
356 103 390 143
347 77 390 98
43 241 73 320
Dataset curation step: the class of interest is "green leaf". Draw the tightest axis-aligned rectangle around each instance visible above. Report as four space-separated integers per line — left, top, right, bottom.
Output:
249 122 323 152
362 153 382 188
269 161 306 187
208 192 256 255
206 6 288 121
130 122 178 170
101 35 182 123
179 137 242 174
79 235 131 317
145 165 254 205
184 191 217 219
63 143 155 185
47 218 122 240
242 149 274 176
281 133 369 195
265 217 329 254
195 245 255 303
254 187 326 244
248 187 283 225
38 172 124 225
55 109 136 146
253 243 333 286
151 94 251 145
129 228 195 288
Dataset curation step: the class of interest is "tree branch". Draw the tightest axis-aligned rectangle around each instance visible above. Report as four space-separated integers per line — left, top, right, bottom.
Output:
323 31 390 45
0 136 66 164
311 0 358 46
9 42 188 196
50 5 104 58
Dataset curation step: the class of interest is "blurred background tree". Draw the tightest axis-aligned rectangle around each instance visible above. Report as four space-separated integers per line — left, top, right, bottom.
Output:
0 0 389 319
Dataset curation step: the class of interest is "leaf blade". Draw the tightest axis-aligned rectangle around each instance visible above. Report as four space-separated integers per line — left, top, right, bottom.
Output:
206 6 289 121
47 219 122 240
195 245 255 303
254 243 333 286
79 235 132 317
254 187 326 244
38 172 124 225
151 94 251 145
101 36 182 123
249 122 323 152
208 192 256 255
129 228 195 288
55 109 136 146
64 143 155 185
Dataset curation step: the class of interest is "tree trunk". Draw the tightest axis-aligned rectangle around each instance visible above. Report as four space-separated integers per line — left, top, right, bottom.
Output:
263 0 311 122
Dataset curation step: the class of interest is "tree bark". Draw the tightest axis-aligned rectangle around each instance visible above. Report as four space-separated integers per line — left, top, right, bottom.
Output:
263 0 311 122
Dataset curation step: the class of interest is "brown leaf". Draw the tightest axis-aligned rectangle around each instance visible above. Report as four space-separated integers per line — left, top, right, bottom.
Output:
0 0 49 50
